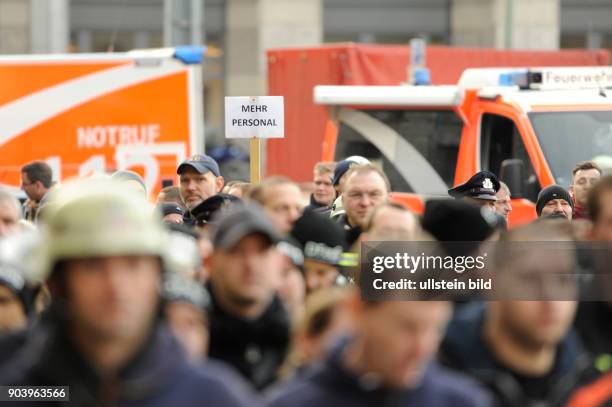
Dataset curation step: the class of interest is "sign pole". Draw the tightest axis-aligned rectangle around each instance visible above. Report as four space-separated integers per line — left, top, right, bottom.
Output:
250 138 261 184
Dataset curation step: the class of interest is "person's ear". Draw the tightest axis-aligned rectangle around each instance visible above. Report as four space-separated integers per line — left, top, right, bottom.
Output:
215 176 225 193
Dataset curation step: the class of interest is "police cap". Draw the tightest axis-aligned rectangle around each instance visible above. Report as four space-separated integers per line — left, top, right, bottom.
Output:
448 171 500 201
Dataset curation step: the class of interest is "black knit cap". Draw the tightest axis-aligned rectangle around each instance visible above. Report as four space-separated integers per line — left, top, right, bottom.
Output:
290 209 348 266
536 185 574 216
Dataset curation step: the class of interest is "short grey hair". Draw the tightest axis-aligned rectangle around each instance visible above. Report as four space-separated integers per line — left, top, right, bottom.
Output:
498 181 510 196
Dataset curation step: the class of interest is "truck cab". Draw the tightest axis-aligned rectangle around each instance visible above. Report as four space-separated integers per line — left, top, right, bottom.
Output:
314 67 612 226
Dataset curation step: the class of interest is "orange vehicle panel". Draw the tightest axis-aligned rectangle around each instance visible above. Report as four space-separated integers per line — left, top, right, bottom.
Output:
0 61 130 106
0 62 195 200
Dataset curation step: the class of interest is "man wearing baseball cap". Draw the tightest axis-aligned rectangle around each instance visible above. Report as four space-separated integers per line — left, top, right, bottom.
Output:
536 185 574 220
448 170 500 211
177 154 225 222
207 204 291 390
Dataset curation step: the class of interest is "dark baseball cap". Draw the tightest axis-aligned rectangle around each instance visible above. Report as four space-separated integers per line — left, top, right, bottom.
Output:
212 204 280 249
177 154 221 177
332 156 370 187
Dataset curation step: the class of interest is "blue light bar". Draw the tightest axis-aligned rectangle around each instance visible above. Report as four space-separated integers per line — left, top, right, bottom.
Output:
174 45 207 64
413 67 431 86
499 70 529 88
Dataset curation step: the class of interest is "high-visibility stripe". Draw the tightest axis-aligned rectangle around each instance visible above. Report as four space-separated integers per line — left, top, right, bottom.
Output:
0 63 186 148
338 108 448 195
566 373 612 407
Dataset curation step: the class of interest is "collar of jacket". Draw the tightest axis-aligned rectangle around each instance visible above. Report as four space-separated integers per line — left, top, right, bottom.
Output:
9 318 188 404
573 204 589 220
207 283 290 346
309 194 330 209
441 303 594 405
312 336 433 401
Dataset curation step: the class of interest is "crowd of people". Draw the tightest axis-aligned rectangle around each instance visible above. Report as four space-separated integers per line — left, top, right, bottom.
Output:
0 153 611 406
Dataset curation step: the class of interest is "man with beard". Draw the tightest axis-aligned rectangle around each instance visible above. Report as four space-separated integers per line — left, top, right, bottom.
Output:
177 155 225 225
536 185 574 220
207 204 291 390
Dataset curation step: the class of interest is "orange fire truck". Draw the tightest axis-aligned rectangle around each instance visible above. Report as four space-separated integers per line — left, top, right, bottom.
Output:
267 45 610 226
314 66 612 225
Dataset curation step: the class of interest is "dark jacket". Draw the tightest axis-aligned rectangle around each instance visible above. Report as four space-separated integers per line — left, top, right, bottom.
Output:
440 304 597 407
266 338 492 407
304 194 330 212
0 320 255 407
575 302 612 370
335 214 361 247
0 328 29 367
207 284 291 391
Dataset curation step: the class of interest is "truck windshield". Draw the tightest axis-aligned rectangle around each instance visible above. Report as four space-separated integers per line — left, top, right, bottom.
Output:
529 110 612 187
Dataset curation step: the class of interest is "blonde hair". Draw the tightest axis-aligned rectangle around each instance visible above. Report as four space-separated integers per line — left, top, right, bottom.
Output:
314 162 335 176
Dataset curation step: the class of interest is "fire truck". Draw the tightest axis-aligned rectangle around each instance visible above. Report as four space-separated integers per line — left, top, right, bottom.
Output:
314 67 612 225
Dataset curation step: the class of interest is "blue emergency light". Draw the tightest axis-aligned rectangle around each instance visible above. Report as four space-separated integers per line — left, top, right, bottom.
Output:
498 70 530 88
498 69 546 89
174 46 207 64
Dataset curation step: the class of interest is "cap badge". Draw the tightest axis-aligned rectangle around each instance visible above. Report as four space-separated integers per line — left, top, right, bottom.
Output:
483 178 493 189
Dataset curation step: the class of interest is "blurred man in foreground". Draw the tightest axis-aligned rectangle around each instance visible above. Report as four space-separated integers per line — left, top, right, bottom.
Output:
0 188 22 237
574 175 612 375
207 204 290 390
0 179 252 406
441 222 594 407
267 296 490 407
0 236 31 333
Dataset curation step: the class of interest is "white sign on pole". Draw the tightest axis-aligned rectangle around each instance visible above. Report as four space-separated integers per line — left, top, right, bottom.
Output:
225 96 284 139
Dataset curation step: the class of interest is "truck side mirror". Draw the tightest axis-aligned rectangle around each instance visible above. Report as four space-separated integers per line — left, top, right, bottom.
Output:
500 159 525 198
